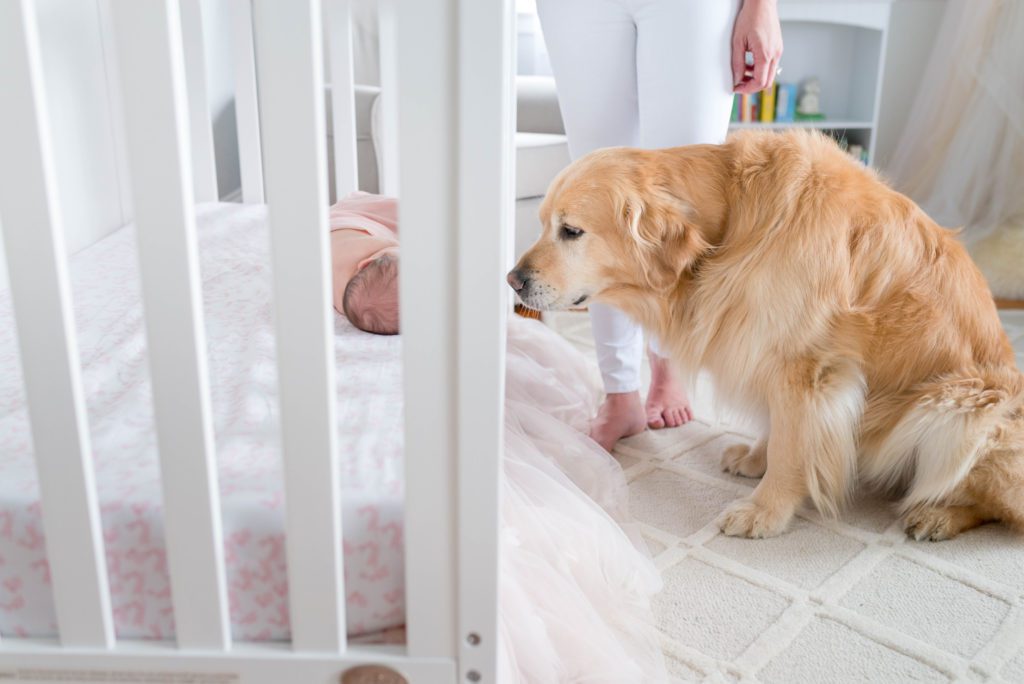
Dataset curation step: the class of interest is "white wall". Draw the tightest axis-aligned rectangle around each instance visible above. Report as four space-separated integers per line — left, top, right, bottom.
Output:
874 0 947 173
35 0 127 247
0 0 127 289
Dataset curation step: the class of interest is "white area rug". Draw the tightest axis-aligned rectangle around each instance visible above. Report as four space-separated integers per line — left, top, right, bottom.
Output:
545 310 1024 684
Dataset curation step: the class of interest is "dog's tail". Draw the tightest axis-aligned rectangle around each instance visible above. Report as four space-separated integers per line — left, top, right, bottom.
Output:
866 367 1024 514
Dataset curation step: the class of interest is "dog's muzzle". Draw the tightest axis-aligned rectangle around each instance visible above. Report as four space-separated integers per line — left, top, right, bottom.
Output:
506 268 530 294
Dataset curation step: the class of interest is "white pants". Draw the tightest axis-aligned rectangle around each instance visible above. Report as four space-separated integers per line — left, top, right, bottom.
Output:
537 0 738 393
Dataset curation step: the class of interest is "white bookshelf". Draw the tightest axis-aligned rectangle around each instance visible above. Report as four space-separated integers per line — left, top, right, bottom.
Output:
729 0 893 166
729 120 874 131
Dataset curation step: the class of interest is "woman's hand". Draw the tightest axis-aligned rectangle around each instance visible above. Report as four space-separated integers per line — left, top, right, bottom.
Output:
732 0 783 93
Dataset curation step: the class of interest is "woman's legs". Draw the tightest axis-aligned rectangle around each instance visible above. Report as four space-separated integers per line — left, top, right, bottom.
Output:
634 0 738 150
536 0 639 157
537 0 650 450
634 0 737 429
537 0 737 450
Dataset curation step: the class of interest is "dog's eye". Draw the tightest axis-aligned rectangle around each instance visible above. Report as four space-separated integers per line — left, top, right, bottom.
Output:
560 224 584 240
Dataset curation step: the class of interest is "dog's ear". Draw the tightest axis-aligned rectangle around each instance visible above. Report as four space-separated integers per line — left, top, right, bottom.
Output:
623 197 652 249
621 187 708 290
623 187 691 245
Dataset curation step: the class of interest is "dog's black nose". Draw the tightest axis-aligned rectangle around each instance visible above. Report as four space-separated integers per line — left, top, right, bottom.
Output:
507 269 529 293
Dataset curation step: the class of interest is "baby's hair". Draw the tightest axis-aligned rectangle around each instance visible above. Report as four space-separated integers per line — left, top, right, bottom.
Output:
342 253 400 335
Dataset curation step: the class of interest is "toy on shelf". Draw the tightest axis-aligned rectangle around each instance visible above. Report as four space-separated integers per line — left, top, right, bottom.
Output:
796 77 825 121
834 136 869 166
848 144 869 165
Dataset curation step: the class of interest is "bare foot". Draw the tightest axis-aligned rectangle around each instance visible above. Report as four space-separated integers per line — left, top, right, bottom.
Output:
645 351 693 429
589 391 648 452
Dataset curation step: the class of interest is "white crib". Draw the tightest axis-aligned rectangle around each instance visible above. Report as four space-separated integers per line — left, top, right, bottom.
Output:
0 0 514 681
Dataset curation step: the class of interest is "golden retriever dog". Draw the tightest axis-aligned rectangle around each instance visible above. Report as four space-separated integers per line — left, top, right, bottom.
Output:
507 129 1024 540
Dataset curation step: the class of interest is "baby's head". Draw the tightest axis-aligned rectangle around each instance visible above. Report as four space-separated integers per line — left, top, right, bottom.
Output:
342 253 400 335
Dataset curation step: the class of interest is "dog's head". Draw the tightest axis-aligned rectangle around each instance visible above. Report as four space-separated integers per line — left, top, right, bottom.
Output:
507 147 713 311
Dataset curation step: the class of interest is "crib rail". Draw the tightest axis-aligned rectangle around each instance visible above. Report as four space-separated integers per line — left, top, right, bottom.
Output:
0 0 114 650
107 0 230 650
454 0 516 676
396 1 513 680
394 0 459 658
0 0 513 680
251 0 346 653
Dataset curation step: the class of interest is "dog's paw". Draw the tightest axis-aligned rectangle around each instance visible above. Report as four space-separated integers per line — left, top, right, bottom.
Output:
903 506 967 542
720 441 767 478
718 498 790 538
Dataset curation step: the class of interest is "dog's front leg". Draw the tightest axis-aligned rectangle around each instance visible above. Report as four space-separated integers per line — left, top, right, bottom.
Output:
719 359 864 538
721 437 768 478
719 425 808 538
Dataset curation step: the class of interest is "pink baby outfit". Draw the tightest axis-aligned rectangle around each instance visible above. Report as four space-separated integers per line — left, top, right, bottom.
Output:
330 191 399 236
330 192 400 315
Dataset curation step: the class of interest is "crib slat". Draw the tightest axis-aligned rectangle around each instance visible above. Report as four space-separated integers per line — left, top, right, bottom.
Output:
179 0 219 203
108 0 230 650
377 0 400 196
230 0 265 204
394 0 457 658
454 0 514 678
0 0 114 649
251 0 345 653
325 0 359 199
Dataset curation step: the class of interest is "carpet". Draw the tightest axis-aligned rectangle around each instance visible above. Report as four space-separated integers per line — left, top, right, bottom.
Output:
544 310 1024 683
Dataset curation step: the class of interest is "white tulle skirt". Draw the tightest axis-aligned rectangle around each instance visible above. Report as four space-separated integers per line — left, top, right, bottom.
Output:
498 316 667 683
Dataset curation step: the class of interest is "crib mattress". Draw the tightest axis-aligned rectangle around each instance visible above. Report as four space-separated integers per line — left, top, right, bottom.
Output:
0 203 405 641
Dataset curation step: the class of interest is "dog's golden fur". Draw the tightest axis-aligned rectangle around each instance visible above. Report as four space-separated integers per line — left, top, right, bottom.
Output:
510 129 1024 539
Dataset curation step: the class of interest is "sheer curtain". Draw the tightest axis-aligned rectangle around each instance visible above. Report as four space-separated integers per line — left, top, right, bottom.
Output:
887 0 1024 248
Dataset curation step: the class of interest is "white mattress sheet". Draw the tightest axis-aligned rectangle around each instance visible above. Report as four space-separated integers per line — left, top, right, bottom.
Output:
0 203 405 640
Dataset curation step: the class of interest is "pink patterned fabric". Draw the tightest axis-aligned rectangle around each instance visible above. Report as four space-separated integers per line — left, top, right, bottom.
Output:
0 203 405 640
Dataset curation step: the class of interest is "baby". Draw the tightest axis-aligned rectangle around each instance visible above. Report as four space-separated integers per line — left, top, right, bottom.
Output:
330 191 400 335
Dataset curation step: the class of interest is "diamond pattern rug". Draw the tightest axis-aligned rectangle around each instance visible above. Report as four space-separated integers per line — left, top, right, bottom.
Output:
545 310 1024 683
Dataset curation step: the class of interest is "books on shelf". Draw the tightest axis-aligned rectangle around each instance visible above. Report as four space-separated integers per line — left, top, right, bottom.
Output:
728 84 871 165
775 83 796 122
760 84 776 123
729 82 800 124
734 92 759 123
